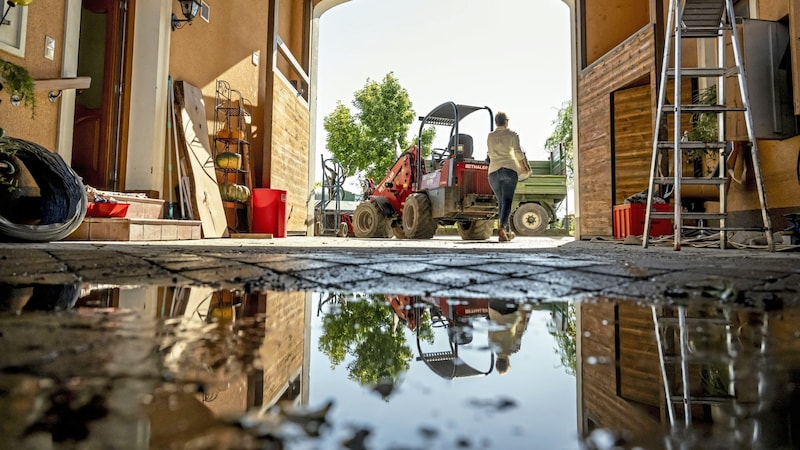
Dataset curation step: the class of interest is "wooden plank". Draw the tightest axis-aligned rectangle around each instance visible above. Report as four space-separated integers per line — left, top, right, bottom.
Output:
173 81 229 238
791 0 800 115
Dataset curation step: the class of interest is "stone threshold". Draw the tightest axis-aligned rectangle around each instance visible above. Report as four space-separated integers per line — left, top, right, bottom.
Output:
66 218 202 241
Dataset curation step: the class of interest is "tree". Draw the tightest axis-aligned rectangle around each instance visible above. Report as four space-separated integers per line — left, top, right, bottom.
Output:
323 73 434 184
317 293 414 391
544 100 573 180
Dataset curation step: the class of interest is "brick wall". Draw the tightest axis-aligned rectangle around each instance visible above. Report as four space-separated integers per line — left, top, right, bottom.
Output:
270 75 310 233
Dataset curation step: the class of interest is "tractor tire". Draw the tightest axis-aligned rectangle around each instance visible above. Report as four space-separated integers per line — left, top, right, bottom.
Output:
456 220 493 240
402 193 438 239
352 201 391 238
512 202 549 236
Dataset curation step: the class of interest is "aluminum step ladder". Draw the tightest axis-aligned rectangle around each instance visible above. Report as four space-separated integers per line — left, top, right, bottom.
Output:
652 304 768 445
643 0 773 251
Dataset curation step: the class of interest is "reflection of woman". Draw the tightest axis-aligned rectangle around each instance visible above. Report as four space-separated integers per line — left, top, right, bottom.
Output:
488 300 531 375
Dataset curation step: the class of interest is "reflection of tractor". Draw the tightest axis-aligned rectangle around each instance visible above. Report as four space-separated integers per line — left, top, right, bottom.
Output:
387 295 494 379
353 102 497 240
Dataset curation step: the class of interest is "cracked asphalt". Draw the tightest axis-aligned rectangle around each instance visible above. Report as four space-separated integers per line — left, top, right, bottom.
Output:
1 235 798 304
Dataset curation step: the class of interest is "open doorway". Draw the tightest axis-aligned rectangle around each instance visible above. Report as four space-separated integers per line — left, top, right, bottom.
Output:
70 0 131 191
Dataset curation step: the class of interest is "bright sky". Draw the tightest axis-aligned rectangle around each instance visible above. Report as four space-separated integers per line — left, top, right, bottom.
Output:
315 0 573 181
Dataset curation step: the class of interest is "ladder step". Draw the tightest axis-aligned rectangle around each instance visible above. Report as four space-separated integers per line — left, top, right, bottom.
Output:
656 316 732 325
653 177 726 186
662 104 747 113
666 67 728 78
679 26 732 38
651 212 727 220
657 141 727 150
670 395 734 405
663 354 734 365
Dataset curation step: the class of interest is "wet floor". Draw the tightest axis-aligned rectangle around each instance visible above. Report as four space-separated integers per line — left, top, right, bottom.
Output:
2 281 799 449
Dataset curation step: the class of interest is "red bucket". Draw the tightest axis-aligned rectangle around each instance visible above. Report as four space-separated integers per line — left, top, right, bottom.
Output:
251 189 286 237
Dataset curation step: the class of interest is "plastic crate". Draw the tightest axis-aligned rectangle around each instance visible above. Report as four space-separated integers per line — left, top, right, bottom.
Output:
87 202 130 218
613 203 672 239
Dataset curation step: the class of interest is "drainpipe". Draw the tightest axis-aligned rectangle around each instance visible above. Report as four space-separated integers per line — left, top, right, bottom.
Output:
308 0 351 235
562 0 580 240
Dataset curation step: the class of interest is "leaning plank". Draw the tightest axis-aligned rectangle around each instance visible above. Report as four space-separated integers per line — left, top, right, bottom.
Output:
172 80 228 238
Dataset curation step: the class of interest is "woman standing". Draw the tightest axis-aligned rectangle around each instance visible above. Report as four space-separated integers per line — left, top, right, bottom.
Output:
487 112 529 242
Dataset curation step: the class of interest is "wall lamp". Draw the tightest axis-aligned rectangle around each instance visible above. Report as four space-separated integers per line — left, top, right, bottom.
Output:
1 0 34 27
171 0 201 31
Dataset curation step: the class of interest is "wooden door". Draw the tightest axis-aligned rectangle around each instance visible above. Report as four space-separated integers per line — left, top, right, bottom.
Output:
71 0 127 190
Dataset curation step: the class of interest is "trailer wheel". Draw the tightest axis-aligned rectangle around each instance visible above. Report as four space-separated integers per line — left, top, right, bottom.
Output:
512 203 549 236
391 224 407 239
402 193 437 239
456 220 493 240
353 201 391 238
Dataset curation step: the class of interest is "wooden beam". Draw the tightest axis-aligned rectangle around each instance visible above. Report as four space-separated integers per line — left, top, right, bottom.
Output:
33 76 91 91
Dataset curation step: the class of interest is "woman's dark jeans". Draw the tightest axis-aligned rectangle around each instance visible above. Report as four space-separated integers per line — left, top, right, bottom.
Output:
489 168 518 232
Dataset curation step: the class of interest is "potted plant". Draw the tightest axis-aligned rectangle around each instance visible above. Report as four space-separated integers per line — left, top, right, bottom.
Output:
686 85 719 176
0 56 36 117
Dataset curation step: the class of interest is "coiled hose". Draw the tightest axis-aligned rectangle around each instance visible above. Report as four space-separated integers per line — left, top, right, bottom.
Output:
0 136 87 242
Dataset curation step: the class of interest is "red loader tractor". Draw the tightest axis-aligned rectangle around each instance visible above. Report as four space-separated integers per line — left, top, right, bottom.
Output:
352 102 497 240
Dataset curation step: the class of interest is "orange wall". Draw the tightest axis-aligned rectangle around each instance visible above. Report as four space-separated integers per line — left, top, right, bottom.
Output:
1 2 66 150
583 0 649 66
169 0 269 191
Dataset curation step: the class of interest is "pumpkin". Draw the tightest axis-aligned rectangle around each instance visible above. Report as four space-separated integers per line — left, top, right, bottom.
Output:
215 128 230 140
218 183 250 203
215 152 242 170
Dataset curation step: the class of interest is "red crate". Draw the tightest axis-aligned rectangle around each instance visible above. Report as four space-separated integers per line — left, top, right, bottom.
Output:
613 203 672 238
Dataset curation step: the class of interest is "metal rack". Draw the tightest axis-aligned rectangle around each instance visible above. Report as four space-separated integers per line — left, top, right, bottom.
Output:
213 80 253 232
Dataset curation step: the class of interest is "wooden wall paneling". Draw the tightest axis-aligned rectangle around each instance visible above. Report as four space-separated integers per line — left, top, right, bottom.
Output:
613 85 653 204
577 25 657 236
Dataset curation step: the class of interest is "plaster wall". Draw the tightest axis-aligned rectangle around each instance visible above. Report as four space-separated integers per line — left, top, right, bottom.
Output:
0 1 66 151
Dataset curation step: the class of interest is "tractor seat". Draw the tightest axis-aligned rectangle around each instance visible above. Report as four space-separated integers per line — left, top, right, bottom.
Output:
448 134 473 159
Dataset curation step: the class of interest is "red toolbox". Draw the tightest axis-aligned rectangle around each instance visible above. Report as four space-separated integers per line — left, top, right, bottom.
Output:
613 203 673 238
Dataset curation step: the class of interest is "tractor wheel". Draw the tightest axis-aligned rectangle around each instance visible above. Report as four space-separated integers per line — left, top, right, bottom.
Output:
456 220 493 240
402 193 438 239
512 202 549 236
353 201 391 238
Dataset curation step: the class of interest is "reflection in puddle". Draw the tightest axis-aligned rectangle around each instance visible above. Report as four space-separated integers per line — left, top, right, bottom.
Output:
0 283 798 448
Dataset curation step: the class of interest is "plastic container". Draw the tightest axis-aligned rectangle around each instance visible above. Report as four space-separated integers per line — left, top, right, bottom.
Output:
251 188 287 237
613 203 672 238
86 202 130 218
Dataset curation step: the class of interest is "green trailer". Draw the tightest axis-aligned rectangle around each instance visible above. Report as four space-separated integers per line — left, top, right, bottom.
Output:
510 152 568 236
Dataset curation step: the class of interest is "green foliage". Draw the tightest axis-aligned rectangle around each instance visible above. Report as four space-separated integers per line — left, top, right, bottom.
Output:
548 303 577 377
323 73 418 183
0 57 36 117
544 100 573 180
317 293 414 390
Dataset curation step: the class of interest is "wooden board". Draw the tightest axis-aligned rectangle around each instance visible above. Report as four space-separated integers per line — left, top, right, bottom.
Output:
173 81 228 238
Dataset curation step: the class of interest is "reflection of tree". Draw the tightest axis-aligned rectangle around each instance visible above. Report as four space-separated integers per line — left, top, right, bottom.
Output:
547 303 577 376
318 293 414 388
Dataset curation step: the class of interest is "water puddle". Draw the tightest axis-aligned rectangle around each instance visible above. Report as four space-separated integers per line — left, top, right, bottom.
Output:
1 283 798 449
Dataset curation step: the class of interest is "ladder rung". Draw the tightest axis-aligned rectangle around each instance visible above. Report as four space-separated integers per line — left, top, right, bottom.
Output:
663 354 734 365
657 141 727 150
656 316 732 325
666 67 727 78
670 395 734 405
662 104 746 113
680 225 767 232
651 212 726 220
653 177 725 186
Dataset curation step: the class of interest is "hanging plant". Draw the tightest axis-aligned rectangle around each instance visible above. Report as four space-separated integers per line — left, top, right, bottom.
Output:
0 57 36 117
